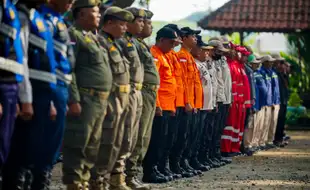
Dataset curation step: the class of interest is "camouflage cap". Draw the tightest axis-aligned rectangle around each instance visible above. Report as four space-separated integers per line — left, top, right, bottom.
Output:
72 0 100 10
124 7 146 18
103 6 134 22
144 9 154 19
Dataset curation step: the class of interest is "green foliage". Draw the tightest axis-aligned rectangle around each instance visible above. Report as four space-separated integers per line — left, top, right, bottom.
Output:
288 90 303 107
287 32 310 92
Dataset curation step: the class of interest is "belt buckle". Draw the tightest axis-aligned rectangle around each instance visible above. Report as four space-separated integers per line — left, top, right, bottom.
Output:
89 88 95 96
119 85 130 93
98 92 109 100
136 83 143 90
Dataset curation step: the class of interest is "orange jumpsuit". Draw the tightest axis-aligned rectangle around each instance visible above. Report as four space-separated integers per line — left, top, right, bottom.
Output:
166 50 185 108
151 46 176 112
177 47 203 109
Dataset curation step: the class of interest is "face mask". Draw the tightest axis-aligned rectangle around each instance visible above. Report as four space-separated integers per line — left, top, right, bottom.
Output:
173 44 181 52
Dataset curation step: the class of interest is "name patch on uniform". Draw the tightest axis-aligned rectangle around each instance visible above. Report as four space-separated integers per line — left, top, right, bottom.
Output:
179 58 187 63
36 19 45 32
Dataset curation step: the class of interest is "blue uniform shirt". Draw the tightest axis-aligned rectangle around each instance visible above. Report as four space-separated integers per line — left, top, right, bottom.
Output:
271 69 281 105
260 67 273 106
254 69 266 110
39 5 74 86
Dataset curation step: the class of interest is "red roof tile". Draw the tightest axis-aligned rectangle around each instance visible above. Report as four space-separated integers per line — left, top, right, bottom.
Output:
198 0 310 33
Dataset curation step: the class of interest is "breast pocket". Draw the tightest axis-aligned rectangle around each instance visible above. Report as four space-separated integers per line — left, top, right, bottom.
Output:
110 53 126 74
187 65 195 79
88 45 102 64
128 50 140 68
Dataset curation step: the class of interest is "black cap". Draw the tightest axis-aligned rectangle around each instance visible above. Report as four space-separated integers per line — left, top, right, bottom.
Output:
164 24 184 37
196 35 213 50
156 27 182 43
180 27 201 36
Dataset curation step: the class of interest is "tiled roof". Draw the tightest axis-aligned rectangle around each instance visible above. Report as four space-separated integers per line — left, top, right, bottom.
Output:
198 0 310 33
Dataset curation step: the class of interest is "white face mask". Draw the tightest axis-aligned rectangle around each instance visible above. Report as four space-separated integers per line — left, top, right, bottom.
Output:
173 44 181 52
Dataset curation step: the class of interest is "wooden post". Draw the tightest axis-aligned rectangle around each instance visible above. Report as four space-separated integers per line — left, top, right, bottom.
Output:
240 31 244 45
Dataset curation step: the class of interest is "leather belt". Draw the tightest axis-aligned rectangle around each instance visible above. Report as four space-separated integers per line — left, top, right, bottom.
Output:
79 87 109 100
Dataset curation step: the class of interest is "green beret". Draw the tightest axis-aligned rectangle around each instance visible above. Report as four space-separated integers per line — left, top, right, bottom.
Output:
72 0 100 10
124 7 146 18
103 6 134 22
144 9 153 20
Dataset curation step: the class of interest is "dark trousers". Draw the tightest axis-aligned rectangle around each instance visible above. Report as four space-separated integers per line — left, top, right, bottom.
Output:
199 110 216 161
170 108 191 163
182 111 200 160
244 108 251 129
2 87 54 189
190 110 208 160
274 104 287 142
158 110 178 169
211 103 226 158
0 83 18 170
143 111 171 173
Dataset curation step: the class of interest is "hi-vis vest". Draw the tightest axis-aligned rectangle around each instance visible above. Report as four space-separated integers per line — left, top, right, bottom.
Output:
27 8 57 89
0 0 24 82
39 5 72 86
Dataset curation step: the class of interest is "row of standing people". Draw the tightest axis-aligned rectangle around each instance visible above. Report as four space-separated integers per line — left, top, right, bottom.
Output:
0 0 290 190
141 22 291 184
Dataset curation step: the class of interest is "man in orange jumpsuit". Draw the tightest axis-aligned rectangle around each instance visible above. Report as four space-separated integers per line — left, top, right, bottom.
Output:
154 24 184 180
162 24 195 178
142 27 180 183
173 27 202 176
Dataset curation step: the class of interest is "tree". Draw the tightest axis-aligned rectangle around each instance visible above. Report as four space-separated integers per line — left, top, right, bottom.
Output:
287 32 310 93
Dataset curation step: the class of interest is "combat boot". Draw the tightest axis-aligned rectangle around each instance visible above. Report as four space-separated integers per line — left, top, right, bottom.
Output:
180 159 202 176
190 158 210 172
66 183 84 190
126 176 151 190
170 160 193 178
142 166 169 184
90 176 109 190
110 173 132 190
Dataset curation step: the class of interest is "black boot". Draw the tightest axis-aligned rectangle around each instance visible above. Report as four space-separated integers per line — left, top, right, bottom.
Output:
2 166 31 190
164 160 182 179
154 166 173 181
208 158 221 168
190 158 210 172
158 159 175 181
142 166 169 184
213 157 226 167
170 159 193 178
181 159 202 176
31 170 52 190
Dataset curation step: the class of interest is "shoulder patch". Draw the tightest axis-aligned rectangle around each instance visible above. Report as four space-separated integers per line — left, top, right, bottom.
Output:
84 36 93 43
57 22 66 31
36 19 45 32
127 42 133 47
9 8 15 19
110 45 117 52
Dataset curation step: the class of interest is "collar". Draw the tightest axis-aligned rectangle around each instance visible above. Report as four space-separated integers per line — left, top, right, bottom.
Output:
39 5 62 18
100 30 115 42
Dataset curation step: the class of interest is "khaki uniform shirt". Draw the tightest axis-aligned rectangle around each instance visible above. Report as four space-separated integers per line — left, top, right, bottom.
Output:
68 25 112 103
